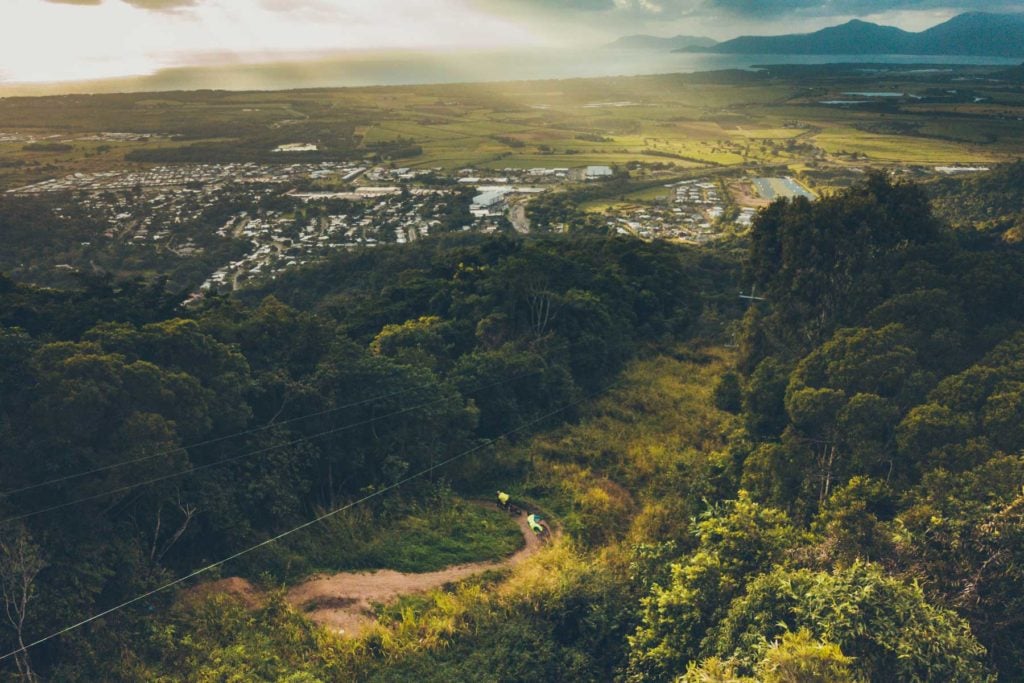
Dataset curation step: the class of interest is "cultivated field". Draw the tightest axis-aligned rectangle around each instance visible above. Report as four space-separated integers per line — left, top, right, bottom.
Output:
2 63 1023 192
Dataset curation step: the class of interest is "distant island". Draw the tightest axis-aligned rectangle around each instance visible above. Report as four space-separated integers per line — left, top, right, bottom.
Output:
606 34 717 51
675 12 1024 58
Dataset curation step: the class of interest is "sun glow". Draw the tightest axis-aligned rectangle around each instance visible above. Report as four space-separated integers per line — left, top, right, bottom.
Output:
0 0 541 84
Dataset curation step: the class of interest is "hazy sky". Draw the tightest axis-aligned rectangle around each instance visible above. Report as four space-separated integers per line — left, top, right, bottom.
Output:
1 0 1021 84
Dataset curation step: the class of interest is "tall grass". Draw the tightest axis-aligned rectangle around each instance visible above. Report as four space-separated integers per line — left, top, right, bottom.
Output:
144 343 743 680
517 344 740 549
245 487 523 581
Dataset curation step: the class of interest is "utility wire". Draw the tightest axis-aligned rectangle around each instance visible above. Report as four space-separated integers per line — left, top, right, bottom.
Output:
0 379 618 665
0 374 483 499
0 369 541 526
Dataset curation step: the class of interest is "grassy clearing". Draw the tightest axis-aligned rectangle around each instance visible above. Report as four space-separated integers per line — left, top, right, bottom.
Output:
250 494 524 580
149 343 744 681
349 343 743 670
580 184 673 212
353 501 524 572
487 345 741 549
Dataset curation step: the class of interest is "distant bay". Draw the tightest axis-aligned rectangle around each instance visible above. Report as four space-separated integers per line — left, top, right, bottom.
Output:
1 49 1020 96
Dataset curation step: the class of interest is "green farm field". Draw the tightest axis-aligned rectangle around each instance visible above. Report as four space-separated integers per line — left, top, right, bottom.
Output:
2 63 1023 189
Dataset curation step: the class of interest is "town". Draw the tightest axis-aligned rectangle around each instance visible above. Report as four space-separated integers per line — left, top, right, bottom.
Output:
601 179 753 243
7 158 824 298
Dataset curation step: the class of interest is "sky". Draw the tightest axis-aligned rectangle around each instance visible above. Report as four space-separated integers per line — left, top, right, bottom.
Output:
1 0 1021 84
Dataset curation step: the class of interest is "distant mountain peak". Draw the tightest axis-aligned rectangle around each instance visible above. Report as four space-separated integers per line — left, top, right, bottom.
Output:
677 12 1024 58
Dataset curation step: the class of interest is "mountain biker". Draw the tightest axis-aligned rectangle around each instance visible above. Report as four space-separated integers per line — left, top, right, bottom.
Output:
527 513 547 538
497 490 511 510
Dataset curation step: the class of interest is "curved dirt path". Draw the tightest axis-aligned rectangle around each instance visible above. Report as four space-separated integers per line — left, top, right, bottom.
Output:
285 506 544 635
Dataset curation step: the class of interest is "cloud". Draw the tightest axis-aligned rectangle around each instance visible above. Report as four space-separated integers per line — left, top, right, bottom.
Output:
482 0 1024 19
45 0 196 8
7 0 541 83
697 0 1024 18
125 0 196 7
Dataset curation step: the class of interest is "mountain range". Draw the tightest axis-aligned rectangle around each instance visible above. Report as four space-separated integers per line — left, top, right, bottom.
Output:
674 12 1024 58
605 34 718 51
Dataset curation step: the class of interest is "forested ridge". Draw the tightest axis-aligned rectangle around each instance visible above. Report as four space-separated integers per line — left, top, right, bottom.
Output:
928 160 1024 245
642 173 1024 681
2 172 1024 680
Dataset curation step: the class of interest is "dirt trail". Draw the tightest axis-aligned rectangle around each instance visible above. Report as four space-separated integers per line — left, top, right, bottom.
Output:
285 507 543 635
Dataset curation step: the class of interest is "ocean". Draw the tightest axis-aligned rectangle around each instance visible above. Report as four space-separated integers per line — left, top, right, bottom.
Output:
1 49 1019 96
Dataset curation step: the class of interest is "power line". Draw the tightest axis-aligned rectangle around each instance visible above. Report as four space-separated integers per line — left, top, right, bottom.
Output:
0 374 477 499
0 369 542 526
0 379 618 665
739 285 767 304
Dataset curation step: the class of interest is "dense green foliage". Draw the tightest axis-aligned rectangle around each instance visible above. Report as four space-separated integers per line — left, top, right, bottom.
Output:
0 232 705 679
0 192 255 289
694 172 1024 680
929 161 1024 244
4 170 1024 681
0 196 103 281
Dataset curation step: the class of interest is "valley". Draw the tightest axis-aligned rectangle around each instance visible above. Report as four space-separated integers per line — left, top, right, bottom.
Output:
2 49 1024 682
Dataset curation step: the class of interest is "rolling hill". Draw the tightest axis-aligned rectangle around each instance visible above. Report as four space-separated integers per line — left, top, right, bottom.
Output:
606 34 717 51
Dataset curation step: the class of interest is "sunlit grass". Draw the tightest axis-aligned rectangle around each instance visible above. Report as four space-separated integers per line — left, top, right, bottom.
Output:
249 496 523 580
510 345 741 547
814 126 1000 163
